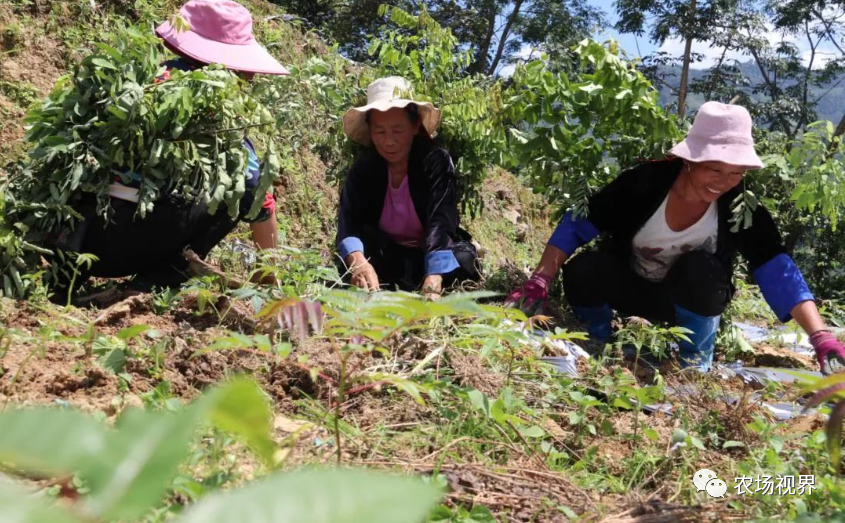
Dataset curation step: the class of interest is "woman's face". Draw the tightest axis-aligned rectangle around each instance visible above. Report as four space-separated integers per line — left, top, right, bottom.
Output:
369 108 420 166
685 160 746 203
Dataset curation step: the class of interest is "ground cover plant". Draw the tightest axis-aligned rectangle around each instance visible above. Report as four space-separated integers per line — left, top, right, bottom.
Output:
1 1 845 522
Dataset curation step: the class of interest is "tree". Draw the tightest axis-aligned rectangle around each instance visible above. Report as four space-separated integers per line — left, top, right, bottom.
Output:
615 0 743 116
273 0 604 75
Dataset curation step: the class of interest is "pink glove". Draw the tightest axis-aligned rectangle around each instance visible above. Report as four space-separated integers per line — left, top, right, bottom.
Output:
811 330 845 375
505 272 552 316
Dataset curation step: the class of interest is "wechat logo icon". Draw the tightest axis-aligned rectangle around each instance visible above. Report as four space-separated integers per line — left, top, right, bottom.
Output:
693 469 727 498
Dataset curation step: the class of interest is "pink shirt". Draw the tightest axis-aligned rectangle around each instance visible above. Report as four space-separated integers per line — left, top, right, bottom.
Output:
379 173 425 248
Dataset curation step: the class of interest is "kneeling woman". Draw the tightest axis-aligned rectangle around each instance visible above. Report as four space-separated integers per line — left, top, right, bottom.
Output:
507 102 845 374
336 77 479 297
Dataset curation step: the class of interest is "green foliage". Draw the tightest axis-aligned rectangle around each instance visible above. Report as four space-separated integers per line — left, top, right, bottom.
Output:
503 39 683 214
177 468 441 523
0 193 51 299
6 25 280 239
765 121 845 227
365 5 507 213
428 504 499 523
0 377 442 522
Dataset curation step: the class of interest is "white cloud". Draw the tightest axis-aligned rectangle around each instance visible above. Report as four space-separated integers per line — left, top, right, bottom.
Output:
657 23 839 70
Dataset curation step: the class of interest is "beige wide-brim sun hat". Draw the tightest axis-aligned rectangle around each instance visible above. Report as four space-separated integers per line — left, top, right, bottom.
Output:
668 101 764 170
342 77 441 145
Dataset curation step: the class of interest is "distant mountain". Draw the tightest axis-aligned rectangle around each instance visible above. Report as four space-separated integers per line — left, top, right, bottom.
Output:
650 61 845 124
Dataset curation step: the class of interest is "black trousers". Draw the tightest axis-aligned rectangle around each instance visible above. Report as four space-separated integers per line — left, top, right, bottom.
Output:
562 249 732 323
53 195 249 293
336 226 480 292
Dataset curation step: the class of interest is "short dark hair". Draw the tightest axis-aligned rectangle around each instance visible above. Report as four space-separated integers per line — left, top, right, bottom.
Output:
365 103 421 125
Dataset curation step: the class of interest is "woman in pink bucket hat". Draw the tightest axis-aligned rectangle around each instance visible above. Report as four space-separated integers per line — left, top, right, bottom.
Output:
508 101 845 375
155 0 289 76
68 0 289 293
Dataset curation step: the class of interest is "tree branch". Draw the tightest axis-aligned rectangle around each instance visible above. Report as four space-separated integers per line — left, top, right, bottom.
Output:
487 0 525 76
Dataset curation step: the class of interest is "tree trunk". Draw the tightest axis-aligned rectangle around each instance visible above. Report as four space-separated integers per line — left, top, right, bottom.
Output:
826 111 845 157
677 0 697 118
487 0 524 76
473 4 498 73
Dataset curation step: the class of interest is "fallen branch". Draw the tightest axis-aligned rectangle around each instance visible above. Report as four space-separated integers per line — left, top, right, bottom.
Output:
183 247 246 289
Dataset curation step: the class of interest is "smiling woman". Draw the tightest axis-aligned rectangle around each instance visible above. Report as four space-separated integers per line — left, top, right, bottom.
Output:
506 101 845 375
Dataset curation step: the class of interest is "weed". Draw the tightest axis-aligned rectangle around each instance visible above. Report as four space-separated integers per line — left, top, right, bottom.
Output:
1 20 24 54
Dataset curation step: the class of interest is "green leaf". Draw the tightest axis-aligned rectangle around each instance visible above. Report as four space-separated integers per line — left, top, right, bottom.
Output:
86 407 200 520
99 347 127 374
196 378 276 465
644 428 659 442
0 409 109 476
468 389 491 418
0 482 85 523
176 468 442 523
117 324 151 341
519 425 546 438
90 57 118 70
722 440 744 449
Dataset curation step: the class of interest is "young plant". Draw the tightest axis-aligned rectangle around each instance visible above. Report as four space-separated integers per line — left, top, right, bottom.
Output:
263 289 499 463
0 378 442 523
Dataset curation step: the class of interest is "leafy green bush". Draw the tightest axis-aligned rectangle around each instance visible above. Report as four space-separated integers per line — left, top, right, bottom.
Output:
6 25 280 240
503 40 682 215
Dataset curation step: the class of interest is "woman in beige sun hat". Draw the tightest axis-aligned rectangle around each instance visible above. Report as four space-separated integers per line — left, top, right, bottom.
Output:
507 101 845 375
336 77 479 299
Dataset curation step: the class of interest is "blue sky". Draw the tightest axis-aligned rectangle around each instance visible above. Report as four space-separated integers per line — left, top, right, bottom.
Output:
589 0 658 60
499 0 831 76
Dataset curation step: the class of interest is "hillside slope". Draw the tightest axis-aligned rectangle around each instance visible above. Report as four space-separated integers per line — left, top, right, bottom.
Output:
0 3 841 523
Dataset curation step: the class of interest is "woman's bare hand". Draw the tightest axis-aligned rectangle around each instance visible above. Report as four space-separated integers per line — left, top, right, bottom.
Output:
422 274 443 301
346 252 380 291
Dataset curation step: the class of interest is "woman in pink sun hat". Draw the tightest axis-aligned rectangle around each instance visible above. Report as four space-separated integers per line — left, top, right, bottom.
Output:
155 0 289 76
66 0 289 294
507 102 845 375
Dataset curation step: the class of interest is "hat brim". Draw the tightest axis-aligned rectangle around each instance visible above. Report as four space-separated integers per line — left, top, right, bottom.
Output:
342 99 441 145
669 137 764 170
156 21 290 76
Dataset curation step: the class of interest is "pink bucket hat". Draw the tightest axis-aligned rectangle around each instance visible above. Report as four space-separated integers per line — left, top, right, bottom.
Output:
669 101 763 170
156 0 289 76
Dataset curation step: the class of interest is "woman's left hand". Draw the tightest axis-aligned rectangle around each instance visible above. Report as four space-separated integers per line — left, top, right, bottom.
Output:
422 274 443 301
811 330 845 375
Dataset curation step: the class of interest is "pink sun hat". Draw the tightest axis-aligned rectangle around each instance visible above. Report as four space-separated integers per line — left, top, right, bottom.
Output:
669 101 764 170
155 0 289 76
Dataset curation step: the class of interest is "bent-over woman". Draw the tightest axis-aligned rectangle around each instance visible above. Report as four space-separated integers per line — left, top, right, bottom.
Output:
62 0 286 292
507 102 845 374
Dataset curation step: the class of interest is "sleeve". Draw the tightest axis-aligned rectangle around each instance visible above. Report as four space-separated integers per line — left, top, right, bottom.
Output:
422 149 461 275
738 203 814 322
240 141 272 223
547 211 600 256
546 166 640 256
336 161 366 259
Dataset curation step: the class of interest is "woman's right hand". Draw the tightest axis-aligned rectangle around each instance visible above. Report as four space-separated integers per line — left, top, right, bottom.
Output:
505 272 552 316
346 252 380 291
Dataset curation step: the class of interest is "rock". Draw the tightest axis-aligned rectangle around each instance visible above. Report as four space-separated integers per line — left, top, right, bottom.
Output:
515 223 529 242
503 208 521 225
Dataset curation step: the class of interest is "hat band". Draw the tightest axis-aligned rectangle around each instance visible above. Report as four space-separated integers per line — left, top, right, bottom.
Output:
686 133 753 146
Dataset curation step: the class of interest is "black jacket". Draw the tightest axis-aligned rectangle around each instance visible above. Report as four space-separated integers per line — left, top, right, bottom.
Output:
588 158 785 273
336 136 460 258
549 157 813 321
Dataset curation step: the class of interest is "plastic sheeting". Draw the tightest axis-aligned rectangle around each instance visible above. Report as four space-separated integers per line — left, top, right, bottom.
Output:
529 321 827 420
